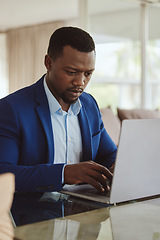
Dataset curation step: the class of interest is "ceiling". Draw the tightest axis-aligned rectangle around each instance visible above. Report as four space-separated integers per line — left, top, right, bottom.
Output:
0 0 140 32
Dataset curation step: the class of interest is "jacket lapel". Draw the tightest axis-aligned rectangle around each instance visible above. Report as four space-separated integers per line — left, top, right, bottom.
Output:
34 77 54 164
78 103 92 161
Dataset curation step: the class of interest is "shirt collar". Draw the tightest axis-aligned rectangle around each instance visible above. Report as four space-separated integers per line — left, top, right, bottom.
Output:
43 76 82 116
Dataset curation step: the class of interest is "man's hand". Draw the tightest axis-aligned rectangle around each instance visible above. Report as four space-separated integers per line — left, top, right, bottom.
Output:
109 162 115 173
64 161 113 192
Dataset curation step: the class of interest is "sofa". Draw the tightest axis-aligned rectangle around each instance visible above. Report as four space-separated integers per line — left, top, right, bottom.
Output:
100 107 160 146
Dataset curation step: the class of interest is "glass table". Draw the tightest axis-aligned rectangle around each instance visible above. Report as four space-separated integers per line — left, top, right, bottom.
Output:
13 193 160 240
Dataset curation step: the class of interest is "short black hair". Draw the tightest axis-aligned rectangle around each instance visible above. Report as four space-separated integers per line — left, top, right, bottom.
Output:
47 26 95 61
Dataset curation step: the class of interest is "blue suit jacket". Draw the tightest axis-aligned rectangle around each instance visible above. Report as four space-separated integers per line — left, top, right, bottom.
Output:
0 76 117 192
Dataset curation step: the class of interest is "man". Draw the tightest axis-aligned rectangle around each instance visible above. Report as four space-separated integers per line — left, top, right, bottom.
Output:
0 26 117 193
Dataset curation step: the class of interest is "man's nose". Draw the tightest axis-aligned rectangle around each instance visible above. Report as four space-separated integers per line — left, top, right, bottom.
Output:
72 73 85 86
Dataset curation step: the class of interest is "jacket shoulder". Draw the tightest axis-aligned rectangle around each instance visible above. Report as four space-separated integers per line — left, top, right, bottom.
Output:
80 92 99 110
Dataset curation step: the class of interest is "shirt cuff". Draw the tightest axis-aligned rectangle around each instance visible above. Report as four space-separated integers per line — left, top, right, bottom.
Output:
62 164 67 184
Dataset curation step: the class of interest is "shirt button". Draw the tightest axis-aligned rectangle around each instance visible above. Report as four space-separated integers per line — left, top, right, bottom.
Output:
68 137 71 141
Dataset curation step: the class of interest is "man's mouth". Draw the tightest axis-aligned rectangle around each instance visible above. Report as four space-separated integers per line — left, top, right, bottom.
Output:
68 88 83 93
67 88 83 97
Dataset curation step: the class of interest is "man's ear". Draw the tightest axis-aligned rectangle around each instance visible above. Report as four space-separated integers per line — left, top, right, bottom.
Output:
44 55 52 70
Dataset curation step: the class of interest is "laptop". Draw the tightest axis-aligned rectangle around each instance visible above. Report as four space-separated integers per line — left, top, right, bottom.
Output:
61 119 160 204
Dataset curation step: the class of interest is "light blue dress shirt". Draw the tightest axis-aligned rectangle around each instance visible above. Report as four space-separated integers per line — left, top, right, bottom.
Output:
43 77 83 166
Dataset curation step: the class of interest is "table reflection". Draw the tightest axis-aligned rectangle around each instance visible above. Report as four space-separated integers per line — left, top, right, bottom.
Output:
110 197 160 240
15 206 111 240
11 192 108 227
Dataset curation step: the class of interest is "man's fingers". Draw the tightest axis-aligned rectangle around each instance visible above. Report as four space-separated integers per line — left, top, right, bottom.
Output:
87 168 109 191
83 175 106 192
88 161 113 180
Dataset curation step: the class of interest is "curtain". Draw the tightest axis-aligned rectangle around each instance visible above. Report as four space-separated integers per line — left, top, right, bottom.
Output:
0 33 8 98
7 21 65 93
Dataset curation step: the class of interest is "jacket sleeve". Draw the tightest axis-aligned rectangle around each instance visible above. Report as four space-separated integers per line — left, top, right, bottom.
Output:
0 97 64 192
95 124 117 168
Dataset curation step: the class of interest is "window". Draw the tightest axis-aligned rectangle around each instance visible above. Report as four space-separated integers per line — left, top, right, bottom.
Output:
89 41 141 111
88 1 160 111
148 6 160 109
88 1 141 111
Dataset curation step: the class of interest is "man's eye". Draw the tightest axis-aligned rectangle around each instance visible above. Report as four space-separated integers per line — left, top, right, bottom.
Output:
66 71 76 75
85 72 92 77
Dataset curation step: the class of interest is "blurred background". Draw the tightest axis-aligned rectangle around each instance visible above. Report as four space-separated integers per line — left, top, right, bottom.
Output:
0 0 160 112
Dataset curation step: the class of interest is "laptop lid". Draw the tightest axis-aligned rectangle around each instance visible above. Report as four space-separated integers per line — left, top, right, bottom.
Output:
110 118 160 204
